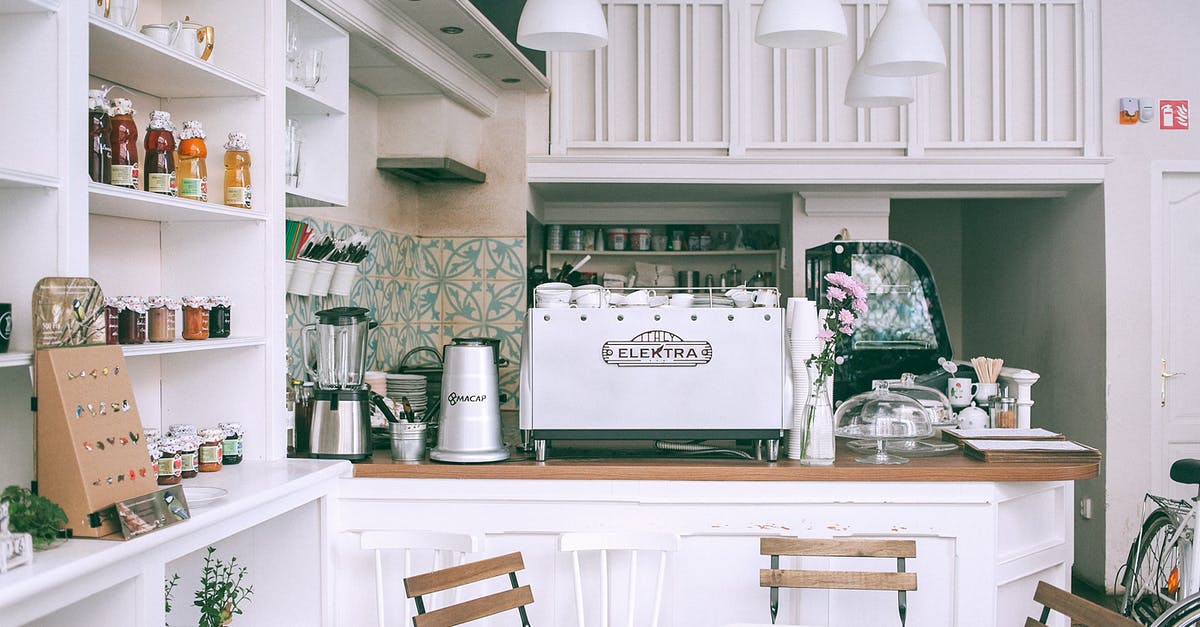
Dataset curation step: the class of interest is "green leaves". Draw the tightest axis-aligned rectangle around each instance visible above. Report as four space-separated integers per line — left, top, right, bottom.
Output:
1 485 68 550
194 546 254 627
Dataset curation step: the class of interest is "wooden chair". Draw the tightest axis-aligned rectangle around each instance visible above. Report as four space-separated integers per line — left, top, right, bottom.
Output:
1026 581 1139 627
358 530 484 627
738 537 918 626
558 531 680 627
403 551 534 627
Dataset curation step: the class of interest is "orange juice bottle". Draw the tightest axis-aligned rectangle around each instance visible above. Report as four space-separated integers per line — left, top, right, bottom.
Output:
223 132 251 209
177 120 208 202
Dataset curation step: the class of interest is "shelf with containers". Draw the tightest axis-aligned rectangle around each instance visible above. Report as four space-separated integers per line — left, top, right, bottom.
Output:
283 0 348 208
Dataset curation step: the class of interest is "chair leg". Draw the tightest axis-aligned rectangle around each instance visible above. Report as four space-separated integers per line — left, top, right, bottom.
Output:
769 554 779 624
509 572 532 627
897 557 907 627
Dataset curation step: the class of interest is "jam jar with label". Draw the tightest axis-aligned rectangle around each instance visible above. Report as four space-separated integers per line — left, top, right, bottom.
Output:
208 296 231 338
181 296 211 340
104 297 124 345
147 296 180 342
156 438 183 485
178 435 200 478
167 423 196 440
198 428 225 472
218 421 243 464
118 296 148 344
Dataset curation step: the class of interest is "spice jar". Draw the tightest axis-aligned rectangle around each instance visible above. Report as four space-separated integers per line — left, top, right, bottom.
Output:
198 428 224 472
989 391 1017 429
156 438 183 485
181 296 211 340
178 435 199 478
117 296 148 344
218 421 244 465
208 296 231 338
147 296 179 343
104 297 123 345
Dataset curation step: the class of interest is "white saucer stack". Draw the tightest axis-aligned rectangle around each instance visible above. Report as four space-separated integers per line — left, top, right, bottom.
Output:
385 373 428 420
785 298 822 460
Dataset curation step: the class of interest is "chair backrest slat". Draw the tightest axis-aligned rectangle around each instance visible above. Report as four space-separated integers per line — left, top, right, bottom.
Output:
761 537 916 558
412 585 534 627
405 552 526 598
1030 581 1140 627
1024 618 1048 627
761 568 917 591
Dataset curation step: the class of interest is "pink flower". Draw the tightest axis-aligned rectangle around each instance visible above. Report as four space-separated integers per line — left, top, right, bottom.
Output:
846 278 866 300
853 297 867 314
816 328 834 342
838 309 856 326
825 271 852 288
826 286 847 302
839 324 855 335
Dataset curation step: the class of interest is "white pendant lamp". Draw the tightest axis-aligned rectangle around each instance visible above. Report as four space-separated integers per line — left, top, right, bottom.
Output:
844 54 914 107
517 0 609 52
859 0 945 77
755 0 848 48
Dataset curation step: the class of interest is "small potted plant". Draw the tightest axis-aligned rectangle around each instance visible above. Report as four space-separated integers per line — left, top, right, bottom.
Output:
1 486 67 550
194 547 253 627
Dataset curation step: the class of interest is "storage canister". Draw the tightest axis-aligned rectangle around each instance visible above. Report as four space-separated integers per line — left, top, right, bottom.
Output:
146 296 179 342
181 296 211 340
606 227 629 251
630 228 651 251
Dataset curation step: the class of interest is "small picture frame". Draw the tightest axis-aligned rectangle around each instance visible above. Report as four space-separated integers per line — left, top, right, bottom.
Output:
0 503 34 573
115 485 191 540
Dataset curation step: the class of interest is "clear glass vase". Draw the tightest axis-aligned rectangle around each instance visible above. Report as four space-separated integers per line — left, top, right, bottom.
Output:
798 366 836 465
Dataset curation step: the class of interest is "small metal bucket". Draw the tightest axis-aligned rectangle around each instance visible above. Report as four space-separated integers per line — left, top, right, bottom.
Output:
390 422 427 462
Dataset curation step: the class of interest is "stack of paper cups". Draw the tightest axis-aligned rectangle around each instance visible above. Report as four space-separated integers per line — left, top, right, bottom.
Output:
785 298 822 460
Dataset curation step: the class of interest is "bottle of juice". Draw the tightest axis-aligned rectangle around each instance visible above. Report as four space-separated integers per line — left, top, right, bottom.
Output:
143 110 176 196
109 98 139 189
223 132 252 209
88 89 112 184
177 120 208 202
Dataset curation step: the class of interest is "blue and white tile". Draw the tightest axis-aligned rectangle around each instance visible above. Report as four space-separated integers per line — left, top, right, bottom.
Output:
349 277 382 320
442 238 485 280
411 281 442 323
442 281 485 324
397 235 421 279
484 238 526 280
415 238 443 280
481 280 525 325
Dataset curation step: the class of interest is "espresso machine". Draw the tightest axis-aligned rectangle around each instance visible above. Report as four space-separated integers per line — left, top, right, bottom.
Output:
302 306 393 461
430 337 509 463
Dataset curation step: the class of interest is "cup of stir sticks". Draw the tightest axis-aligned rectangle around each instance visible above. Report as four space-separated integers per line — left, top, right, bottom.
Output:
971 356 1004 404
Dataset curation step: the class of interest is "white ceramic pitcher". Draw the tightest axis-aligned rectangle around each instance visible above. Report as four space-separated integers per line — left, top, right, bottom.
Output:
170 18 215 61
92 0 138 29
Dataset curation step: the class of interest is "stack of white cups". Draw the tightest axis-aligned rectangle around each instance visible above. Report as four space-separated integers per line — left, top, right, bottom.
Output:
785 298 822 460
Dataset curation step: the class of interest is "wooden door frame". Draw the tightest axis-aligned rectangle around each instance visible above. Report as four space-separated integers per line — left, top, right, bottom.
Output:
1149 161 1200 495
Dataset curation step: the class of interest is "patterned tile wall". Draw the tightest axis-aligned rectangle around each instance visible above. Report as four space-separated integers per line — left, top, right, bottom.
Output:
286 216 526 409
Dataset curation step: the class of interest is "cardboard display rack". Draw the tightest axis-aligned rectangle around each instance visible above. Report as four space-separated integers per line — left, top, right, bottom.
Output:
36 345 155 538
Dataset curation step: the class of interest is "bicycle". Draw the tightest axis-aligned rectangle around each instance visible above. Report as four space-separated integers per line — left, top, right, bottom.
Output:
1121 459 1200 626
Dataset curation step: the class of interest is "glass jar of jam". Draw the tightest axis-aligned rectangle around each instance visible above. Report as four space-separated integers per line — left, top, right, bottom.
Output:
117 296 148 344
178 435 199 478
218 421 244 464
208 296 232 338
104 297 123 345
198 428 224 472
181 296 211 340
167 423 196 439
156 438 183 485
147 296 179 343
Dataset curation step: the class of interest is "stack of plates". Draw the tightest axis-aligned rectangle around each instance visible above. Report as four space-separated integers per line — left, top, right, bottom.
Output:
385 373 428 420
691 294 734 308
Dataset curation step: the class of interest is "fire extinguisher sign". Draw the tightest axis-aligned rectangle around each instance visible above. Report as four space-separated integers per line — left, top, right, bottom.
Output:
1160 100 1190 130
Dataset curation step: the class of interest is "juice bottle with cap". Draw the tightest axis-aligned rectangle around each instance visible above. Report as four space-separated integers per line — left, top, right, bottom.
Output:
88 90 112 184
177 120 208 202
143 110 176 196
223 132 251 209
109 98 139 189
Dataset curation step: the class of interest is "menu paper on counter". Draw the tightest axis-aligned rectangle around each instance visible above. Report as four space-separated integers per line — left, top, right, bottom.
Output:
942 427 1064 442
963 438 1100 463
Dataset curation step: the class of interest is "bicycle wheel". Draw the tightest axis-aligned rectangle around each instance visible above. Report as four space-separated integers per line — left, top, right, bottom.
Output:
1123 509 1186 623
1151 591 1200 627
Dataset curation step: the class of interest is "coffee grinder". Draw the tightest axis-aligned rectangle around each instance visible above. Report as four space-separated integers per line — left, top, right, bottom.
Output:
430 337 509 463
302 307 393 461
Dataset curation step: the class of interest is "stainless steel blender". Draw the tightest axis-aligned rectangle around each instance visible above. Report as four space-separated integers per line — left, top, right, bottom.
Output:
302 307 393 461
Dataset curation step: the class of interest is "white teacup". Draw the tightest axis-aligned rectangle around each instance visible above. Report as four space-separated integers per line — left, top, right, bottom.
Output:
624 289 654 306
974 382 999 404
669 293 695 308
571 285 607 308
608 293 627 306
753 290 780 308
946 377 973 408
731 292 754 308
648 295 669 308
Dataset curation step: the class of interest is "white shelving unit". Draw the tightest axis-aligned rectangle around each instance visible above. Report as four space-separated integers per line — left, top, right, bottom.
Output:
284 0 348 208
89 183 268 222
0 0 56 14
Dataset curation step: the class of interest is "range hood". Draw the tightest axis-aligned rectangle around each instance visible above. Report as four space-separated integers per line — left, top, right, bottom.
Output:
377 157 486 184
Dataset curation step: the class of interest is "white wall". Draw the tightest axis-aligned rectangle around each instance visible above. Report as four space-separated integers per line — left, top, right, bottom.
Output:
1101 1 1200 588
889 200 965 355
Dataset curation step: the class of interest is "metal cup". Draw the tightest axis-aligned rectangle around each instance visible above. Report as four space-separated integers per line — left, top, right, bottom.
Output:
390 422 427 462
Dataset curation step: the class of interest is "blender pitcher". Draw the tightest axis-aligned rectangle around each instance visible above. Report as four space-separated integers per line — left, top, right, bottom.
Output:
301 307 374 388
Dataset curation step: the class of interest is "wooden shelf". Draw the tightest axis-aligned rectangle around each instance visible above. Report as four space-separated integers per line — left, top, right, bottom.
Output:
0 0 56 14
121 336 267 357
88 17 265 99
0 166 58 190
546 249 778 257
286 83 347 116
89 183 268 222
0 352 32 368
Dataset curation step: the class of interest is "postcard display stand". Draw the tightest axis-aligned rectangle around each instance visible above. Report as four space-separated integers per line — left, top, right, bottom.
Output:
36 345 154 538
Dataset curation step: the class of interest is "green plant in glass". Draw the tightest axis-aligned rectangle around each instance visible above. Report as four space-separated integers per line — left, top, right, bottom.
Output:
0 486 67 550
164 572 181 625
194 547 253 627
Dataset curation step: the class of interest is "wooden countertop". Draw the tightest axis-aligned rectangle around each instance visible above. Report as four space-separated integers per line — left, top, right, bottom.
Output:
350 443 1099 482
